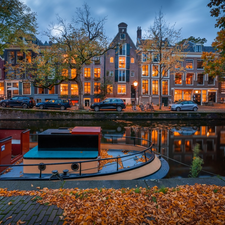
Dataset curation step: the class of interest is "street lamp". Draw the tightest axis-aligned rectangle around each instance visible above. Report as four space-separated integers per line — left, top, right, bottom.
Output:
133 80 138 107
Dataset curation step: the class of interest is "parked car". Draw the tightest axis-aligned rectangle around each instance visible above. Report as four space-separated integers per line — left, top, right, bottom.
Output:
0 96 35 108
36 99 71 110
170 101 198 111
90 98 126 112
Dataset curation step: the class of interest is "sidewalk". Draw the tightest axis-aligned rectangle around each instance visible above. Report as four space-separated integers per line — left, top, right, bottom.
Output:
0 177 225 224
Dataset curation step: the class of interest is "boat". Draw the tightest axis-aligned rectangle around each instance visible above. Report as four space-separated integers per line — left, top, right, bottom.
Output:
0 127 169 180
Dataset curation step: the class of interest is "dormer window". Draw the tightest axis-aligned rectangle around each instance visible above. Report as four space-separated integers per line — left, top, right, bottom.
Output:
120 33 126 40
195 45 202 52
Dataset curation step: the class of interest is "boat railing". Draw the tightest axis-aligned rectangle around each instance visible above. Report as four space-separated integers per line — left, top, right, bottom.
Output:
0 136 154 179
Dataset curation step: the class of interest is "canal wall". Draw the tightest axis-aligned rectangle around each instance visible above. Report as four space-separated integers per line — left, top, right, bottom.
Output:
0 108 225 120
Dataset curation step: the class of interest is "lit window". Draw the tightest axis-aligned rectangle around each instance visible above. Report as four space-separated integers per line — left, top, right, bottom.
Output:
62 69 68 77
174 90 182 102
23 83 30 95
221 81 225 93
60 84 68 95
110 57 114 63
84 68 91 78
175 73 183 85
0 82 4 95
38 87 44 94
174 140 182 152
142 79 148 95
119 70 126 82
94 68 101 78
186 73 194 85
26 51 32 63
84 82 91 94
162 69 168 77
161 130 167 145
49 86 55 94
71 69 76 79
185 141 192 152
119 56 126 68
152 130 158 144
94 82 101 94
186 60 193 69
197 74 204 85
162 80 168 95
16 51 23 63
183 91 191 100
202 90 207 102
142 65 148 76
107 84 113 94
117 84 126 94
152 80 158 95
152 65 158 77
131 58 135 63
71 84 78 95
175 61 182 69
13 83 18 95
94 98 101 103
220 131 225 144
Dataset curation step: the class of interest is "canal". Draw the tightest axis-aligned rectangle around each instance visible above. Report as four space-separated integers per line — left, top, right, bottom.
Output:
0 119 225 178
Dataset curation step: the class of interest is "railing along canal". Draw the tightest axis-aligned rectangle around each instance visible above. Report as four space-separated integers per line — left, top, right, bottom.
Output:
0 136 154 180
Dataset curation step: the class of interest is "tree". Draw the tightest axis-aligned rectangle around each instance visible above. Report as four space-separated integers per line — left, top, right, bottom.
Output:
138 11 186 109
202 0 225 80
0 0 37 54
180 36 207 45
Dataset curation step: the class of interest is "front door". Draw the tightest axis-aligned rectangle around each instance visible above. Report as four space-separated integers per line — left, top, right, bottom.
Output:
131 85 136 98
208 92 216 102
7 90 11 99
84 99 90 107
194 94 201 105
162 97 168 106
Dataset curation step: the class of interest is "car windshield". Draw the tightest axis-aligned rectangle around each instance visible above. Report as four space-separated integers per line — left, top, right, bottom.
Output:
175 100 183 104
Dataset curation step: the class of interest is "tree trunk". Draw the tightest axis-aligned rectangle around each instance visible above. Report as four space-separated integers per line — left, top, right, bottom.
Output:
75 71 84 110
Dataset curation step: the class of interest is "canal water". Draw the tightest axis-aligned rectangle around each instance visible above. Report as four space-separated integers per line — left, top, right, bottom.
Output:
1 119 225 178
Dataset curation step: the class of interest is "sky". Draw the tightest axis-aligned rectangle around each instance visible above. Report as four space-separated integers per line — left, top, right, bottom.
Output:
21 0 219 46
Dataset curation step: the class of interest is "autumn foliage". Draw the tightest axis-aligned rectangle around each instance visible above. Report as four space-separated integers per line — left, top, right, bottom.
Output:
0 184 225 224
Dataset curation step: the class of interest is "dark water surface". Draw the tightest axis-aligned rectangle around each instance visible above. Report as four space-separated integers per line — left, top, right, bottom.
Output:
1 119 225 178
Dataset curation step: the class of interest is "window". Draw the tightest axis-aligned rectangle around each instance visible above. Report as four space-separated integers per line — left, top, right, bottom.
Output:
195 45 202 52
152 80 158 95
221 81 225 93
13 83 18 95
119 56 126 68
109 71 114 77
26 51 32 63
131 57 135 63
94 82 101 94
94 98 100 103
162 69 168 77
7 51 15 64
174 140 182 152
197 60 203 69
94 68 101 78
186 73 194 85
152 65 158 77
94 57 100 65
197 74 204 85
175 73 182 85
84 82 91 94
71 69 76 79
220 131 225 144
49 86 55 94
175 61 182 69
131 71 135 77
119 44 126 55
84 68 91 78
202 90 207 103
120 33 126 40
0 69 2 79
185 141 192 152
208 76 215 85
16 51 23 63
142 53 147 62
183 91 192 100
60 84 68 95
118 70 126 82
142 79 148 95
117 84 126 94
142 65 148 76
152 130 158 144
186 60 193 69
107 84 113 94
38 88 44 94
174 90 182 102
0 83 4 95
162 80 168 95
71 84 78 95
23 83 30 95
62 69 68 77
153 54 159 62
110 57 114 63
161 130 167 145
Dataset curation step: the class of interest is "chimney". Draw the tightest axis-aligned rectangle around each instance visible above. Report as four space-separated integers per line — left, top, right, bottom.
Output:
137 26 142 40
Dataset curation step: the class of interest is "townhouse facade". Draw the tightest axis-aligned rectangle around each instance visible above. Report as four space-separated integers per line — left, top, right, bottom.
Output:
1 23 224 106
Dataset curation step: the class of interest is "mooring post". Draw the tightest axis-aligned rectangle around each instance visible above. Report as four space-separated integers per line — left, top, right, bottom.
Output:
117 158 119 171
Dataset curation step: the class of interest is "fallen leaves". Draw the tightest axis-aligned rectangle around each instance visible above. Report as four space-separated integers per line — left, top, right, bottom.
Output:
0 184 224 224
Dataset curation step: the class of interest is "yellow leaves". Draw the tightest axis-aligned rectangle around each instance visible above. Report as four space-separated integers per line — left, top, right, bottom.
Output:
8 202 12 205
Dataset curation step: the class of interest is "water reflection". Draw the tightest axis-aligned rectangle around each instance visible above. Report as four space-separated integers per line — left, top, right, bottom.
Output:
1 120 225 178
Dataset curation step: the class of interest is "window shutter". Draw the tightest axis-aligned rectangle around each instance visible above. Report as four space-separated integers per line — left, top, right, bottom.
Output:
19 82 22 95
127 43 130 56
115 56 118 69
34 87 37 94
126 56 130 69
115 70 118 82
55 85 58 94
126 70 130 82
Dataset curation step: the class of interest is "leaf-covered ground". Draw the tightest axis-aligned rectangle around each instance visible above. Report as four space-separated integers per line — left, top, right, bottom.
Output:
0 184 225 224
